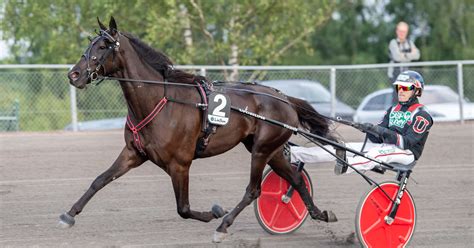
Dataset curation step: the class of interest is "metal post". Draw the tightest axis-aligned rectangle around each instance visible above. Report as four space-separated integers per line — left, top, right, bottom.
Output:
200 68 206 77
330 67 336 118
457 63 464 124
14 99 19 131
69 85 78 131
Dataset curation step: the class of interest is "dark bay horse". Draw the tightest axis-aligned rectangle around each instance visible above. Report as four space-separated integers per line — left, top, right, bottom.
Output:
62 17 337 242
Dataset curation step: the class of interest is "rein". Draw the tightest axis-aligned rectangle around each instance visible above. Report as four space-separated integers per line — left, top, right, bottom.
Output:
95 75 360 130
96 76 298 106
85 31 359 155
84 30 349 128
83 28 354 128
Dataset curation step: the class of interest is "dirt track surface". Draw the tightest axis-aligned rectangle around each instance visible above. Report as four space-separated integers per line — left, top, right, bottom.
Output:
1 122 473 247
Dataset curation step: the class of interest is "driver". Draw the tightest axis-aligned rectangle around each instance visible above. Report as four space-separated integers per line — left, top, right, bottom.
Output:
290 70 433 174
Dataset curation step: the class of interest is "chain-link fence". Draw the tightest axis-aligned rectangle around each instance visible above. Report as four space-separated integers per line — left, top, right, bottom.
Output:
0 67 127 131
0 61 472 131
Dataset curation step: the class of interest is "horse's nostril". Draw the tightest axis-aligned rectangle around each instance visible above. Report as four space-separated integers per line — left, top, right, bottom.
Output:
69 71 80 81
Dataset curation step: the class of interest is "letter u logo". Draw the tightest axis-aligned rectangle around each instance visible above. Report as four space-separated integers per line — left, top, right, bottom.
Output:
413 116 429 134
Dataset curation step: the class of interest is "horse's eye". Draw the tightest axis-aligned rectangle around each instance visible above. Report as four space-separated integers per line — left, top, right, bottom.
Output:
99 45 106 49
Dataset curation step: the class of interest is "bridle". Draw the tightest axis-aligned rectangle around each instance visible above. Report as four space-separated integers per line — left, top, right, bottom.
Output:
82 29 120 83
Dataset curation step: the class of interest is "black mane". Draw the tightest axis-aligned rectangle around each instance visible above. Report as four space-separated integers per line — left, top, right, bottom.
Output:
123 32 204 84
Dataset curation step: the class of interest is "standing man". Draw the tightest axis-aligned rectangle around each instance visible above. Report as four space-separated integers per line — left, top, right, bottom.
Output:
388 22 420 103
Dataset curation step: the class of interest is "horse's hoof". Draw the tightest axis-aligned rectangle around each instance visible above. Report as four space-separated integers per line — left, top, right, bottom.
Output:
311 210 338 223
325 210 338 223
212 231 227 243
211 204 227 219
58 212 75 228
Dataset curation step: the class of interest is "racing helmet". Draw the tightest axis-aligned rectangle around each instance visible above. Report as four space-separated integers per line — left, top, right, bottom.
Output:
393 70 424 97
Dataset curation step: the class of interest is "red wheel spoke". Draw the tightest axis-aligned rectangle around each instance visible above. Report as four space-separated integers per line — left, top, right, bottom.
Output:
384 224 392 246
368 196 383 214
268 204 283 228
362 218 384 235
260 176 284 198
394 216 415 225
372 188 398 213
368 195 391 215
288 200 305 220
260 190 283 198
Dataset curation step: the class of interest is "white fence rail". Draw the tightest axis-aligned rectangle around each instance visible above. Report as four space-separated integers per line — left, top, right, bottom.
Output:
0 60 473 131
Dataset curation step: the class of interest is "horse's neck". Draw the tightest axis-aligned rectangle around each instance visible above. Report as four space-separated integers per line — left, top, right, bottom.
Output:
114 50 166 121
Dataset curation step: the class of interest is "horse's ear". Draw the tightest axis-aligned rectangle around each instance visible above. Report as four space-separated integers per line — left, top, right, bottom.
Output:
109 16 117 35
97 17 107 31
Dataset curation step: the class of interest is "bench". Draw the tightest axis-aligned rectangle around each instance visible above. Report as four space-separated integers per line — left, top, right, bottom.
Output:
0 100 20 131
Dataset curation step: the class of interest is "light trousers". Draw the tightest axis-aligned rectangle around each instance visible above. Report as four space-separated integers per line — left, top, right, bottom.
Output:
290 143 414 173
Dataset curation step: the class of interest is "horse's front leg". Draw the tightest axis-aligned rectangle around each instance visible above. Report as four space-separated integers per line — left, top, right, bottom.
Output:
169 161 227 223
58 147 145 228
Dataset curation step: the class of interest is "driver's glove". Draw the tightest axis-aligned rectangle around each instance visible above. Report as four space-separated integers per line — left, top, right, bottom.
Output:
360 123 385 138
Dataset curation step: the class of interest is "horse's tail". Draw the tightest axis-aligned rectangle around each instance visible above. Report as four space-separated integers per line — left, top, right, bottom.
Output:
288 96 330 138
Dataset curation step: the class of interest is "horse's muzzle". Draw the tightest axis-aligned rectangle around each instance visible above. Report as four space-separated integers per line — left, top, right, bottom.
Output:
68 70 89 89
68 71 80 82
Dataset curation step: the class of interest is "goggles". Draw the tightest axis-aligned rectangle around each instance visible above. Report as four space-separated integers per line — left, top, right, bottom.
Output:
396 85 415 91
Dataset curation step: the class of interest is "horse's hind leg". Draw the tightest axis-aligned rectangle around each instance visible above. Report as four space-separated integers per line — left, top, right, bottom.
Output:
213 150 267 242
58 147 145 228
168 161 226 223
268 150 337 223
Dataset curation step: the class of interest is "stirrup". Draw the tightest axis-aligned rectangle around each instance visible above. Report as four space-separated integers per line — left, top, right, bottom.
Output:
334 146 347 175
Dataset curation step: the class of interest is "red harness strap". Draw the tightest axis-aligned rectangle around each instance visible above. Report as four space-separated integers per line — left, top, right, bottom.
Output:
126 97 168 155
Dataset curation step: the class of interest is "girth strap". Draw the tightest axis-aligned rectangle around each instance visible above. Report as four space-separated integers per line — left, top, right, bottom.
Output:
193 80 217 157
126 97 168 156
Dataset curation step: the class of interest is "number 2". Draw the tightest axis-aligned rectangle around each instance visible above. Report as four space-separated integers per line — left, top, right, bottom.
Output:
212 94 227 117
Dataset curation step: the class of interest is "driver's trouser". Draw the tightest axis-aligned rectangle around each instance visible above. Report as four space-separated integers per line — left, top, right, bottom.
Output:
290 143 415 174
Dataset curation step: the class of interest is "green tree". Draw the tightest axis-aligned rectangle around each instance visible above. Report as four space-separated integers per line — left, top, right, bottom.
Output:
281 0 393 65
1 0 337 66
1 0 471 66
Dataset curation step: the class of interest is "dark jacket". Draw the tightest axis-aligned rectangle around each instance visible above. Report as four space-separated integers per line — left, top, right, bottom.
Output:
367 101 433 160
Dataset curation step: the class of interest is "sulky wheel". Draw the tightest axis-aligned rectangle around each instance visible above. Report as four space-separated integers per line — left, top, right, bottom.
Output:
254 165 313 235
355 181 416 248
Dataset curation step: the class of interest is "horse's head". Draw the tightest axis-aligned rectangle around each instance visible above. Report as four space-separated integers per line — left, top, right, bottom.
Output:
68 17 121 89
